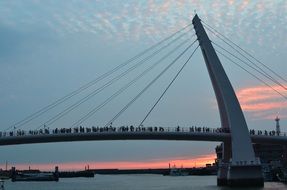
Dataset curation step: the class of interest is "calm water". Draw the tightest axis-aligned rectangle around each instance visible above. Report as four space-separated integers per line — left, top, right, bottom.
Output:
3 175 287 190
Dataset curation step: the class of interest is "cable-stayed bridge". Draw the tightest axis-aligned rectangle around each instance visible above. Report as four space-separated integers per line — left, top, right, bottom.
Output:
2 14 287 187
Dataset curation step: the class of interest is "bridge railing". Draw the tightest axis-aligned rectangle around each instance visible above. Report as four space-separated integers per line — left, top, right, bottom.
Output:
0 126 228 138
249 129 287 137
0 125 286 138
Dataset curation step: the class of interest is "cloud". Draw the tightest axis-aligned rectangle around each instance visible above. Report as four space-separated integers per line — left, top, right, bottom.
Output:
0 0 286 47
237 85 287 119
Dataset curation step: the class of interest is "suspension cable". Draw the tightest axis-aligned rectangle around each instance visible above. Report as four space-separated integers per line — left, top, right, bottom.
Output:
201 20 287 85
138 45 199 127
6 22 194 131
70 40 191 127
215 49 287 100
37 32 195 129
103 39 198 127
212 41 287 91
206 27 287 91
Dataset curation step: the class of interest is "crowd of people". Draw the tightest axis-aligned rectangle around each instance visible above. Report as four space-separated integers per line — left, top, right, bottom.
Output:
249 129 284 136
0 125 285 138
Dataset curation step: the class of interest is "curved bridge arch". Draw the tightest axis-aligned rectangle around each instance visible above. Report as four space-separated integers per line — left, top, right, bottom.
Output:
192 14 263 186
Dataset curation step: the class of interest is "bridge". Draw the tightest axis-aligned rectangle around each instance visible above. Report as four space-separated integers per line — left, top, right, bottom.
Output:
3 14 287 187
0 126 287 146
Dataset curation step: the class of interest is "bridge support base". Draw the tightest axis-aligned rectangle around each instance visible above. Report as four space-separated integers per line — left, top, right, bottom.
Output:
227 165 264 187
217 163 228 186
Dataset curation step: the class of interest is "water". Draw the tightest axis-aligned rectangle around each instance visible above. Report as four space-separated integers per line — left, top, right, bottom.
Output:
4 175 287 190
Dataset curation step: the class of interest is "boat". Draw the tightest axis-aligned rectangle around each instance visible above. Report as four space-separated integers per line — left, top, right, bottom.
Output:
276 170 287 183
0 176 9 180
164 164 189 176
0 180 4 190
169 167 189 176
59 170 94 178
11 166 59 182
0 170 10 180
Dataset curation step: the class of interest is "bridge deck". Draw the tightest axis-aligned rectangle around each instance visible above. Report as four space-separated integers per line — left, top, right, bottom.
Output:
0 131 286 146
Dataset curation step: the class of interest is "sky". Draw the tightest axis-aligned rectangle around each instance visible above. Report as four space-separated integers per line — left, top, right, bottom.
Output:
0 0 286 171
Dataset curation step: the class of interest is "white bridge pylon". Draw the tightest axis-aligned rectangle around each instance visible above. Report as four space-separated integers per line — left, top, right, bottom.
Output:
192 14 263 187
192 14 256 165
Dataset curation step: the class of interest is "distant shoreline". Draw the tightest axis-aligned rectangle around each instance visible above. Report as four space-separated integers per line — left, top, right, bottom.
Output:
90 166 217 175
0 165 217 179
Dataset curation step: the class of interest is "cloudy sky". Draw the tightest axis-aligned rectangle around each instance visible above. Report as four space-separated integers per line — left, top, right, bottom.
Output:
0 0 286 170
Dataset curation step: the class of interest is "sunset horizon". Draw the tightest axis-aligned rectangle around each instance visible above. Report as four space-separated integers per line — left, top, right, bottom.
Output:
1 153 216 171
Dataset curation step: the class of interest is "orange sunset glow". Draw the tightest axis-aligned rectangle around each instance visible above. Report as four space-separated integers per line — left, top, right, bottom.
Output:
237 85 287 119
1 154 216 171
